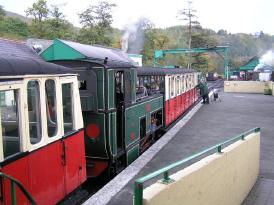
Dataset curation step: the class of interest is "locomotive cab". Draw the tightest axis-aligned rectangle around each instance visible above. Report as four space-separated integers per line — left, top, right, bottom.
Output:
41 39 164 177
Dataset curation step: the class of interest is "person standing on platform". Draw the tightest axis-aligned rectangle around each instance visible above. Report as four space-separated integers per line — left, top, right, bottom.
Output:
196 78 209 104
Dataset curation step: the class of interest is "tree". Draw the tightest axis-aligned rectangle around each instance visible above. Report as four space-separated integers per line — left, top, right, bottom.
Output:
44 5 75 39
178 1 200 68
0 17 29 39
178 1 200 49
143 28 170 65
0 5 5 19
25 1 74 39
25 0 49 21
217 29 227 35
79 1 116 28
77 1 116 46
25 0 49 38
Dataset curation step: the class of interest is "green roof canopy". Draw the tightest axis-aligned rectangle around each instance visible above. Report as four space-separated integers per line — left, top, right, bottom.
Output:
239 57 259 71
40 39 134 68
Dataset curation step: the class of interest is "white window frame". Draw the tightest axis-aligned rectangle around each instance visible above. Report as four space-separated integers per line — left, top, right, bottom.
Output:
0 82 26 162
185 74 189 91
44 77 62 144
169 76 175 98
190 74 193 89
0 75 83 156
165 76 169 101
176 76 181 96
183 75 186 93
25 78 46 151
60 76 83 136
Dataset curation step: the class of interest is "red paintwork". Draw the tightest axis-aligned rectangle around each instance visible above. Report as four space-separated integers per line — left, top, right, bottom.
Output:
86 159 108 177
145 104 151 112
86 124 100 138
130 132 136 140
1 157 30 205
1 130 86 205
64 131 86 194
164 88 198 126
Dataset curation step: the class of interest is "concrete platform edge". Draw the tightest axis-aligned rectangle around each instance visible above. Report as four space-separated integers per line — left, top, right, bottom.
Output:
82 94 211 205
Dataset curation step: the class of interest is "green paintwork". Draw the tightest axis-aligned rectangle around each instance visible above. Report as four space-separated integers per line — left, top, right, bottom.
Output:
11 181 16 205
84 112 108 159
108 70 115 109
93 67 105 110
80 96 95 112
41 39 85 61
125 96 163 148
0 172 37 205
84 111 117 159
41 39 167 169
154 46 229 75
133 127 260 205
239 57 259 71
108 112 117 156
130 69 137 103
127 144 139 165
128 54 142 58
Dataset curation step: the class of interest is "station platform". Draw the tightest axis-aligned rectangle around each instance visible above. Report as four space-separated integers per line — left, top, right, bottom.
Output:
83 91 274 205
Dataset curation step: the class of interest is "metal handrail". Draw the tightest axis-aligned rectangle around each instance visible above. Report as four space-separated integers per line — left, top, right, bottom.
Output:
0 172 37 205
134 127 260 205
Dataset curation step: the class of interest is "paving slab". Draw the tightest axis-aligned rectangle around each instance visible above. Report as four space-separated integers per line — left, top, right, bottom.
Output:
84 91 274 205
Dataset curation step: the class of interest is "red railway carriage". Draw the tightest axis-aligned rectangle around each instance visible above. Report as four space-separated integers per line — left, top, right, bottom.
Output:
137 67 199 127
0 56 85 205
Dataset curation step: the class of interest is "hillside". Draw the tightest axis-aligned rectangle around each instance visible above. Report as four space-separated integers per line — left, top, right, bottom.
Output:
0 9 274 73
5 10 31 23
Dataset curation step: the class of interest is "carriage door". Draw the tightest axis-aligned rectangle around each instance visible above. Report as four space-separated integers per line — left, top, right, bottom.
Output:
0 85 30 205
115 71 124 151
61 79 86 194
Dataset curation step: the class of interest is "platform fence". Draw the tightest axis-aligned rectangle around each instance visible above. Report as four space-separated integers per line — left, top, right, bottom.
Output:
134 127 260 205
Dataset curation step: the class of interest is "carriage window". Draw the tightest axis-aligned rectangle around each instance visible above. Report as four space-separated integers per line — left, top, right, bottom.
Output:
190 75 192 89
185 75 188 90
45 80 57 137
0 90 21 158
151 109 163 128
176 77 180 95
169 77 174 97
181 76 185 92
159 77 165 93
62 83 74 134
28 81 42 144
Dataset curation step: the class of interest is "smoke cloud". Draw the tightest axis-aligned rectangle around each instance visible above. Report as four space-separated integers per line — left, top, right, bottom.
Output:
254 50 274 71
121 17 153 54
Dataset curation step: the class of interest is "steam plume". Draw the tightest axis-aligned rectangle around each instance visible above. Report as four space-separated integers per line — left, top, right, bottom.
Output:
121 17 153 54
254 50 274 71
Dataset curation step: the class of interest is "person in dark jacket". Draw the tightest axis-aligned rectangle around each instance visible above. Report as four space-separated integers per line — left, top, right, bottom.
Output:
196 79 209 104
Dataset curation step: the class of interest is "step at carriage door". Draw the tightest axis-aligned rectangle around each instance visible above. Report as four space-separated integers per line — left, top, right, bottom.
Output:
60 77 86 195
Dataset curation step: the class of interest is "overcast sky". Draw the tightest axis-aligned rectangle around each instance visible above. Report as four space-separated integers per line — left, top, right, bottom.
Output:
1 0 274 34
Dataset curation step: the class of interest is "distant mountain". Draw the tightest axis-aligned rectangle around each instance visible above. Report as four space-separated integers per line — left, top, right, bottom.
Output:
5 10 31 23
